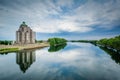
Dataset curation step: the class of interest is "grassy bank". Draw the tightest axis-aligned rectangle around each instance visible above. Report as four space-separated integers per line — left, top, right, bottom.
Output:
0 42 49 54
0 48 19 53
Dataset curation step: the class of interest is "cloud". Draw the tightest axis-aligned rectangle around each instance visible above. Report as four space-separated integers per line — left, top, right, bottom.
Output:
32 18 93 33
0 0 120 40
30 0 120 33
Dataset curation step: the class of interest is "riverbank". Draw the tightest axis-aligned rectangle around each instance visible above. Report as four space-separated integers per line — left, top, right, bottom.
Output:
96 35 120 53
0 42 49 53
70 35 120 53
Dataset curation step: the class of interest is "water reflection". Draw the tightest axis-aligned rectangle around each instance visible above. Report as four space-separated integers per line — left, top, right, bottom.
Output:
99 47 120 65
0 43 120 80
35 43 120 80
16 50 36 73
48 43 67 52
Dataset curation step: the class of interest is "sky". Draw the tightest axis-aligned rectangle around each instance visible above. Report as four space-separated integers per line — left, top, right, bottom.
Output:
0 0 120 40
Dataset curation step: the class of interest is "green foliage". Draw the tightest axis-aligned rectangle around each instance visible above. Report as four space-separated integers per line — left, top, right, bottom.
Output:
36 40 43 43
0 48 19 54
48 37 67 46
48 43 67 52
97 35 120 51
0 40 12 45
47 38 67 52
70 40 98 45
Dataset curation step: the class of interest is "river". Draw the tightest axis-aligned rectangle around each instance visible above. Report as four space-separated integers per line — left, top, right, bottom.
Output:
0 42 120 80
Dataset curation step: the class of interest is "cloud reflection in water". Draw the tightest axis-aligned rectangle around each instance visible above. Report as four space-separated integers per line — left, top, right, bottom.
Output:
30 43 120 80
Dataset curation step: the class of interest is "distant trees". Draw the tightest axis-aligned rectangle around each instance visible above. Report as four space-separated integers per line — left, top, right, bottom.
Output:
70 40 97 45
47 37 67 52
48 37 67 46
36 40 43 43
70 35 120 52
97 35 120 52
0 40 12 45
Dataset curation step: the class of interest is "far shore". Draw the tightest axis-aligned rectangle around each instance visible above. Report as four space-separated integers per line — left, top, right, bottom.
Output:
0 42 49 53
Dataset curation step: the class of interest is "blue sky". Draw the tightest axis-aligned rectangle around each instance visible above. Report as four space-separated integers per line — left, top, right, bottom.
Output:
0 0 120 40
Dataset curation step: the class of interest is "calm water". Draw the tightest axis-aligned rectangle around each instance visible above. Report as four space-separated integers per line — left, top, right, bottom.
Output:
0 42 120 80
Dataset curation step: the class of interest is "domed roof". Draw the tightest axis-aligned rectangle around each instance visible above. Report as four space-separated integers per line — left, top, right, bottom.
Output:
20 21 28 27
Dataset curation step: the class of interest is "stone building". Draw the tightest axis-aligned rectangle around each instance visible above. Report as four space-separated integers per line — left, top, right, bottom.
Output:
16 22 35 44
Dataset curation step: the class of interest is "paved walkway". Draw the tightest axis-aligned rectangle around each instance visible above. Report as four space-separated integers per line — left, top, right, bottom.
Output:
0 42 49 50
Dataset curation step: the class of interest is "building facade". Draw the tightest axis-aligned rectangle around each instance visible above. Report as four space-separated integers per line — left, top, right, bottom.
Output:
16 22 35 44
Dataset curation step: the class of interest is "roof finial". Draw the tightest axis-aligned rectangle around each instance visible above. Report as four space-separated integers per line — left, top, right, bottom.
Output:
23 21 25 24
20 21 27 26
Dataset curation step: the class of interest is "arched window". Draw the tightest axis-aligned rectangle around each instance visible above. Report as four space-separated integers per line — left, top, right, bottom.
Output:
22 27 24 31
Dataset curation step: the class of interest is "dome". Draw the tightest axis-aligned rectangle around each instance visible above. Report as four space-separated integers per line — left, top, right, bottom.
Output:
20 21 28 27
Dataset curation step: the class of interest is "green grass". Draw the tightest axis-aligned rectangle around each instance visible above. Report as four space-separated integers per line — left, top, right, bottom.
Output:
0 48 19 53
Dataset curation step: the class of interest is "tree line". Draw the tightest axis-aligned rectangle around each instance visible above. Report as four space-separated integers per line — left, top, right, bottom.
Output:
97 35 120 52
70 35 120 52
70 40 97 44
0 40 12 45
48 37 67 46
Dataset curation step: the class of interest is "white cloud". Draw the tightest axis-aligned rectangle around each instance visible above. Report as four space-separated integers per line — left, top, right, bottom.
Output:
31 19 93 33
73 0 120 29
0 0 120 34
31 0 120 33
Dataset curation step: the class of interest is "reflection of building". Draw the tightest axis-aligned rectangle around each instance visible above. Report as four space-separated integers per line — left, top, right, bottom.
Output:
16 22 36 44
16 50 36 73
